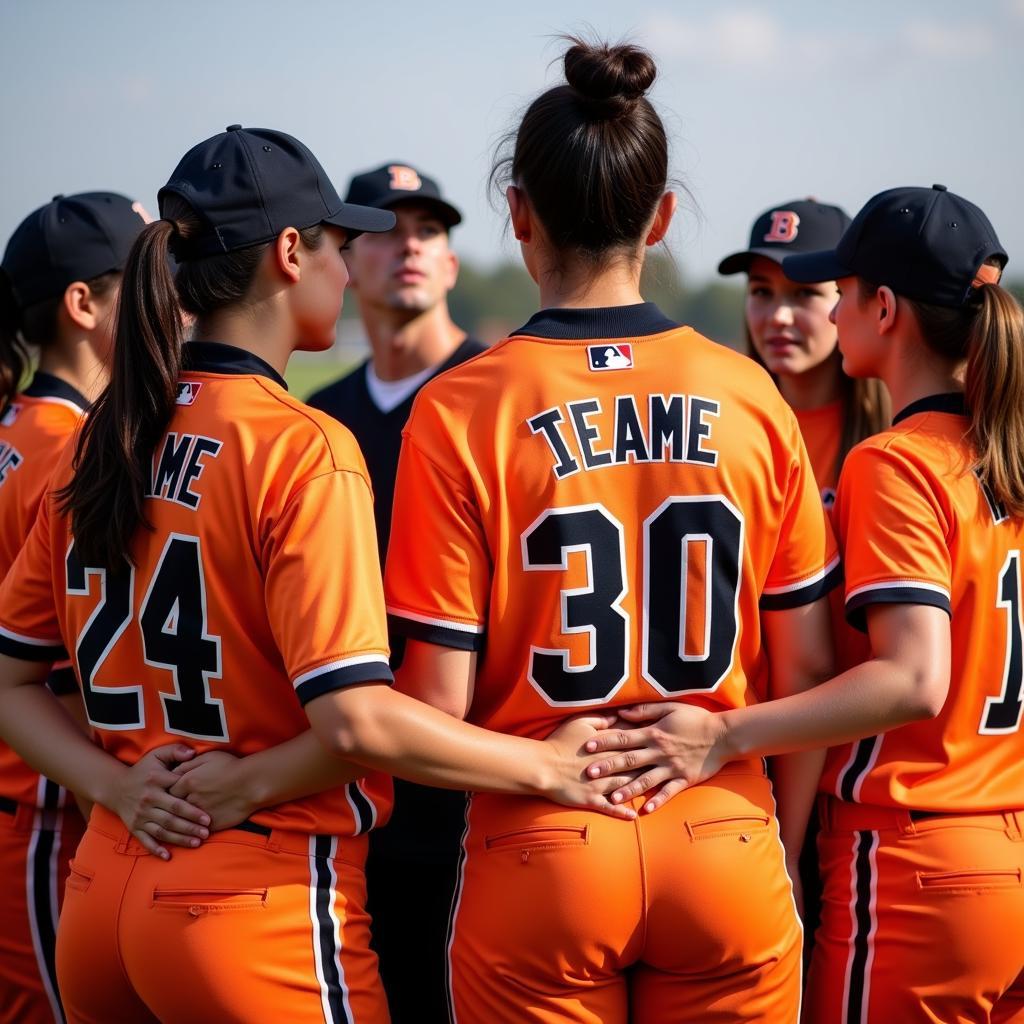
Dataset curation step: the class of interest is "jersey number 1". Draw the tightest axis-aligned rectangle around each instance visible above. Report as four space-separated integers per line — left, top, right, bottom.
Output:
67 534 226 740
981 550 1024 734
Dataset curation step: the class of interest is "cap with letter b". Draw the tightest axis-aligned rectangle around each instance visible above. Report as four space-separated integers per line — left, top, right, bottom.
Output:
2 192 148 308
718 198 850 276
157 125 396 260
783 184 1008 308
344 162 463 229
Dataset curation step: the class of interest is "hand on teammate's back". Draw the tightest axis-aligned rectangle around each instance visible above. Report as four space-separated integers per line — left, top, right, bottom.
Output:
582 702 730 813
108 743 211 860
168 749 259 831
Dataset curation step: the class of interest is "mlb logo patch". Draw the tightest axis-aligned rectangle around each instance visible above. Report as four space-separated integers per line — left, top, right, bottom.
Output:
588 344 634 371
0 403 21 427
176 381 203 406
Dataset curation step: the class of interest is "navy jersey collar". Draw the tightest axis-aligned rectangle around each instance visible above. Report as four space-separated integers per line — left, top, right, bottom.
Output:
21 371 90 410
892 392 966 426
512 302 679 341
184 341 288 390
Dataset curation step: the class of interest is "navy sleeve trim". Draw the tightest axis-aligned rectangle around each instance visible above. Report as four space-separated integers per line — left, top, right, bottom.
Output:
760 559 843 611
387 613 485 652
845 585 952 633
294 658 394 706
0 632 67 663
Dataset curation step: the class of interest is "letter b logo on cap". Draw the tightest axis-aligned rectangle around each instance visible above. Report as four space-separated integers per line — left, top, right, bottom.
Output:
764 210 801 243
388 165 422 192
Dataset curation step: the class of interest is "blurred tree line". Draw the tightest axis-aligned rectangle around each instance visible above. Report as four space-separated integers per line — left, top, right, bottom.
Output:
337 250 1024 352
446 253 749 349
443 255 1024 351
307 255 1024 395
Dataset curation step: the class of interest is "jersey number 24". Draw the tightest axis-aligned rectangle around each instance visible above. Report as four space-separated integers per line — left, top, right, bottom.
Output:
66 533 226 740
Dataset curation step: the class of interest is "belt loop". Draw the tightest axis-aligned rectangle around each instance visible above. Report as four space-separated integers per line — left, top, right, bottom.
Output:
1007 811 1022 840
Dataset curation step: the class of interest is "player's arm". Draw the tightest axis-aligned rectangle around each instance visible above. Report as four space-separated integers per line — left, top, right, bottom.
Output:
585 601 948 805
302 674 635 817
56 687 96 821
0 652 212 858
169 731 367 831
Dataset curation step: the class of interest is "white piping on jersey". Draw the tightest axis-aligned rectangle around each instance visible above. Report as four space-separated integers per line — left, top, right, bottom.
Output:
761 553 841 595
845 579 950 602
292 654 391 689
385 606 485 634
0 623 63 647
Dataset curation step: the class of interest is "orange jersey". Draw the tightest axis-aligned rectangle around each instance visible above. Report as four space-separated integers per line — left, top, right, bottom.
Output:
0 343 393 835
0 372 85 808
793 400 842 508
385 304 839 738
821 393 1024 810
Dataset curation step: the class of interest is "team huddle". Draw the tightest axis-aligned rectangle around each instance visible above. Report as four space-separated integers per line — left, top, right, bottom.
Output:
0 35 1022 1024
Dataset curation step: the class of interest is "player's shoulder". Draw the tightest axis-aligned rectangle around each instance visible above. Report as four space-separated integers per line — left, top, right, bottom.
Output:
250 378 368 476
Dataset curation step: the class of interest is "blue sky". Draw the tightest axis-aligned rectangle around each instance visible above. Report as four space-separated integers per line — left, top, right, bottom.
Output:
2 0 1022 282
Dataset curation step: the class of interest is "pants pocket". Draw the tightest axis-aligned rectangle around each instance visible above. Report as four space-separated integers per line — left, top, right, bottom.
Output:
686 813 771 842
65 860 93 894
485 825 589 853
917 868 1022 893
151 887 269 914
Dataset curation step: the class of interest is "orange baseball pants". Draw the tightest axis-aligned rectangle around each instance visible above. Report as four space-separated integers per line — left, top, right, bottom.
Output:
448 759 803 1023
804 798 1024 1023
0 787 84 1024
56 805 389 1024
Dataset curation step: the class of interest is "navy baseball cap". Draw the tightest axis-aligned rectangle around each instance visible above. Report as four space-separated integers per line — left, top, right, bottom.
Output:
157 125 396 259
1 192 148 308
344 163 462 229
718 199 851 276
783 185 1007 308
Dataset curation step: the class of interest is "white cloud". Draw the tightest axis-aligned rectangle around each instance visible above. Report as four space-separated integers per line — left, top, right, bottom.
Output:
641 7 998 72
903 21 996 58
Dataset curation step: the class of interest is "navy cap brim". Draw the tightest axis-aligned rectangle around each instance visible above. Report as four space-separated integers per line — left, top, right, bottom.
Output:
718 247 789 276
323 202 396 239
385 195 462 229
781 249 852 284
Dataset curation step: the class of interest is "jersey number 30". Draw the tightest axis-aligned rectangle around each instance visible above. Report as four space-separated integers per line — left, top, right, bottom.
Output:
67 534 226 740
521 497 742 706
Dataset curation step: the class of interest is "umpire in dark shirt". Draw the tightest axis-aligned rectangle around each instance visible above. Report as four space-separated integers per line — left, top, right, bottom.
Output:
307 163 483 1024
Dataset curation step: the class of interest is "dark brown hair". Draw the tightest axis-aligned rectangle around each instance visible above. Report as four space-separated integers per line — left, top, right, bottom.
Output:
0 271 118 407
491 37 668 270
58 195 324 571
865 264 1024 515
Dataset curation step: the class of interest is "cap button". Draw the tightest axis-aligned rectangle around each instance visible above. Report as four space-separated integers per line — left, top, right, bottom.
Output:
932 183 948 191
226 124 243 132
51 194 65 201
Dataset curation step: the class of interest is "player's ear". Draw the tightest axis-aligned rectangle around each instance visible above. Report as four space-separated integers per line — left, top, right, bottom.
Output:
877 285 897 335
507 186 532 244
645 191 677 246
273 227 303 284
62 281 99 331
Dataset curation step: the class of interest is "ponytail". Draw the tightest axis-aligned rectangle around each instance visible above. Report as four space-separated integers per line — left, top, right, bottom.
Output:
58 194 327 572
964 283 1024 516
0 271 28 407
59 219 183 571
902 264 1024 517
